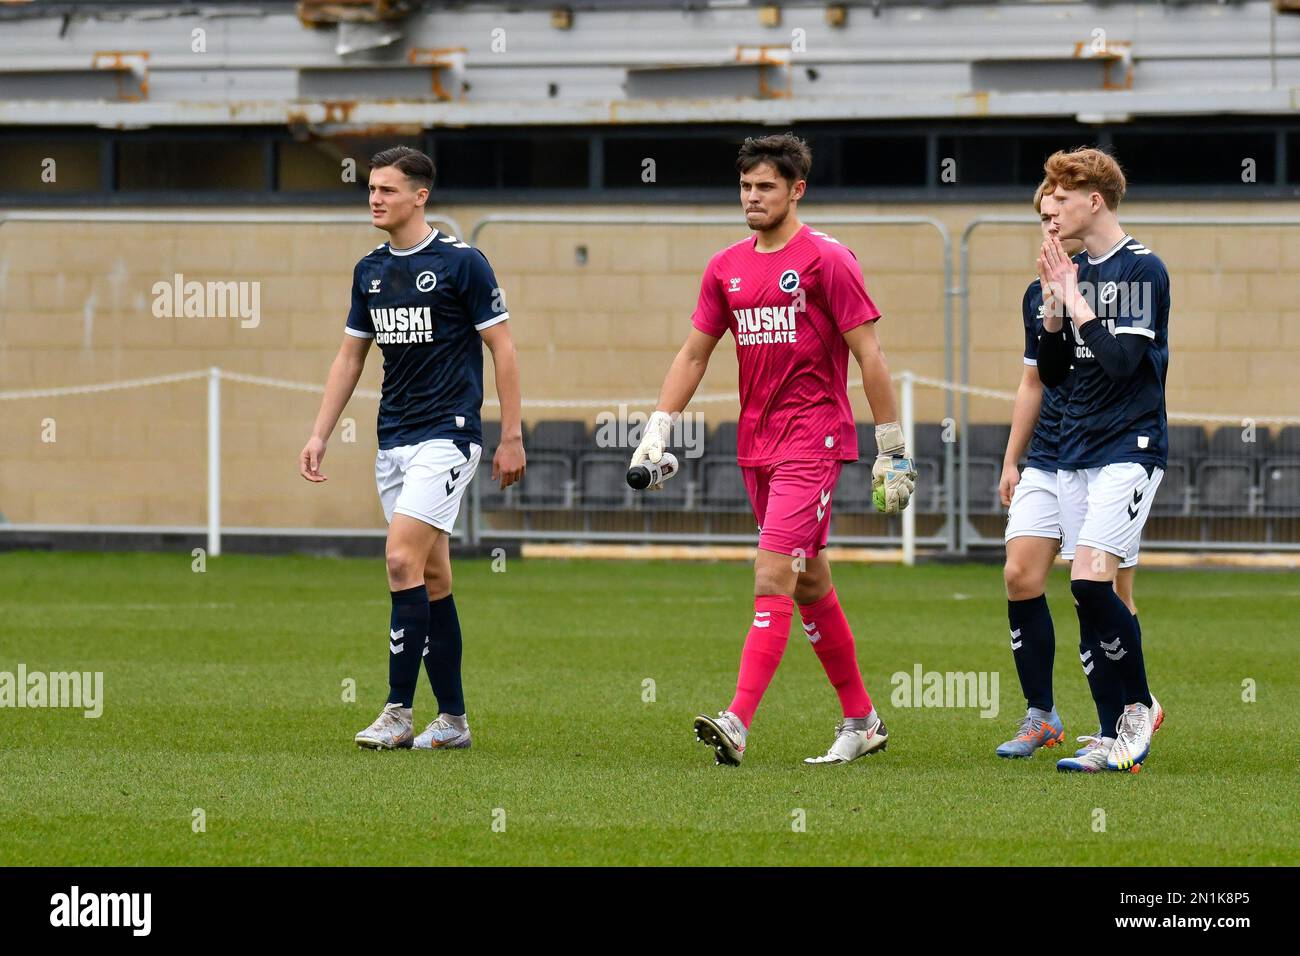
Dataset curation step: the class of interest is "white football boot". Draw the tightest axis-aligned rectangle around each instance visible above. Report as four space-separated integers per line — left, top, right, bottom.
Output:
1108 697 1158 773
693 710 747 766
1075 694 1165 756
804 713 889 765
413 713 472 750
1056 735 1115 773
354 702 414 750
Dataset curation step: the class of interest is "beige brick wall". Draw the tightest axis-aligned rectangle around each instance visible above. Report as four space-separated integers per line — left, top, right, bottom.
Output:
1 201 1297 529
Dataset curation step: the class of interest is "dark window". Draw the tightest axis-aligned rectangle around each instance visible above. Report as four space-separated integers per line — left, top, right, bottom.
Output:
1112 132 1275 187
432 135 589 189
435 138 501 189
603 136 745 188
0 141 100 193
500 137 588 188
841 136 927 186
117 140 264 191
936 135 1019 186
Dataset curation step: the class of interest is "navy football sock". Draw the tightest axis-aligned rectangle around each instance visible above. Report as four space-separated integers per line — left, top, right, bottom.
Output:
1075 603 1124 736
423 594 465 717
387 584 429 708
1008 595 1055 712
1131 613 1150 704
1072 579 1152 713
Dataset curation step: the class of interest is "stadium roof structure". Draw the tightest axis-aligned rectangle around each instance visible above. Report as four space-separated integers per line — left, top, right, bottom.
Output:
1 0 1296 131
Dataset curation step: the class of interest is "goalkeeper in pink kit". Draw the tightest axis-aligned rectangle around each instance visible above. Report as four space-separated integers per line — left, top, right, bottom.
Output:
630 134 918 766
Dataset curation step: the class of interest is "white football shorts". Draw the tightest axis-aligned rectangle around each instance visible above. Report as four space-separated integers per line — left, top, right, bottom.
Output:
1004 466 1064 545
375 438 481 533
1059 462 1162 569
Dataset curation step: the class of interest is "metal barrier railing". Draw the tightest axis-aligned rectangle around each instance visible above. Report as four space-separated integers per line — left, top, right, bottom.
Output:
2 208 1296 557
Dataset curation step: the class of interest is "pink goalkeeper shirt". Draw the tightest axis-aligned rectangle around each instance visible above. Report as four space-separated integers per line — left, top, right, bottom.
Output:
690 224 882 467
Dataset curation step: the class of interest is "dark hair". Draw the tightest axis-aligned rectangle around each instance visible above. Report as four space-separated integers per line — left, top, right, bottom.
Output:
369 146 435 193
736 133 812 185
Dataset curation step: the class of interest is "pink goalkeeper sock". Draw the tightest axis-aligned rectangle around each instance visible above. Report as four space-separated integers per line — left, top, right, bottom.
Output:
799 588 873 718
727 594 794 727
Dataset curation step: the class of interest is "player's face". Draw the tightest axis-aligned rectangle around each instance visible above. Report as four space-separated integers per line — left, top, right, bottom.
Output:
1039 195 1085 256
368 166 427 233
1048 186 1099 242
739 162 804 232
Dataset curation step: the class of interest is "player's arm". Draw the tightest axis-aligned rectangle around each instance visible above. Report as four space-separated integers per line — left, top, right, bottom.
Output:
844 321 916 514
630 328 720 475
480 321 525 489
631 254 728 478
1001 364 1043 506
300 332 371 482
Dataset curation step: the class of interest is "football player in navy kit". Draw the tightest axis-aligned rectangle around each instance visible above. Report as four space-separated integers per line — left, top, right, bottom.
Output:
996 180 1151 761
1036 147 1168 773
299 147 525 751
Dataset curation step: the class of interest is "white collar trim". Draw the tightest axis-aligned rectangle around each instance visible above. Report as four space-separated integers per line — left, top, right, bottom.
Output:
1087 233 1132 265
388 228 438 256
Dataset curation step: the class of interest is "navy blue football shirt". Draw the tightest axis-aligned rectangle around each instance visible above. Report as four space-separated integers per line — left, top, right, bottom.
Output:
1054 234 1170 471
345 228 508 450
1021 278 1073 472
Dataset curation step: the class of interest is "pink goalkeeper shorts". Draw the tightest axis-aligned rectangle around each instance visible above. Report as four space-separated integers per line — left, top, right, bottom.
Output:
742 458 844 559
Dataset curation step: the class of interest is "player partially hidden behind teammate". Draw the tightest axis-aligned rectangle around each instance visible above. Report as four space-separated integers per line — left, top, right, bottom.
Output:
630 133 917 767
1035 147 1168 773
996 179 1151 760
299 146 526 752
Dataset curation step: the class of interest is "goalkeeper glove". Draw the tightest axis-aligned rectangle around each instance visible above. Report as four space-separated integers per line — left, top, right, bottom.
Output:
629 410 675 490
871 421 918 514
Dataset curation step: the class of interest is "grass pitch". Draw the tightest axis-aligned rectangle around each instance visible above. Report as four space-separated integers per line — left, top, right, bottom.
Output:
1 551 1296 866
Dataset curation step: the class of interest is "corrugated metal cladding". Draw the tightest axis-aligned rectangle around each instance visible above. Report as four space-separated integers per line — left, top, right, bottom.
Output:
0 2 1297 126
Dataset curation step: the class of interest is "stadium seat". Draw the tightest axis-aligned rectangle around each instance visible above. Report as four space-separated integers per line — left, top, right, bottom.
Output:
912 458 943 513
641 457 693 511
913 423 948 461
1151 460 1192 516
912 422 951 499
707 421 740 460
1167 424 1208 465
480 419 503 456
966 423 1012 461
529 419 590 454
1195 459 1257 514
960 458 1002 514
1261 460 1300 515
1273 426 1300 457
834 461 874 514
578 453 633 509
1208 424 1267 459
516 455 573 508
702 460 750 511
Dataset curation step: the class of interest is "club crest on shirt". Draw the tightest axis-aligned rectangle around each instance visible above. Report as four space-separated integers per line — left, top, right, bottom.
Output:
779 269 800 293
416 270 437 293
